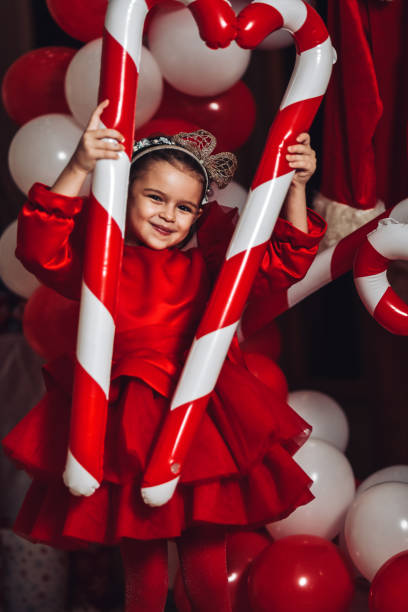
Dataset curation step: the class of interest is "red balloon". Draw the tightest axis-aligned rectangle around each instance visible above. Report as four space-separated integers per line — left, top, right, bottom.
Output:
2 47 76 125
227 530 272 612
173 529 271 612
247 535 354 612
369 551 408 612
46 0 108 42
240 320 282 361
23 285 79 360
243 352 288 400
134 117 199 140
155 81 256 151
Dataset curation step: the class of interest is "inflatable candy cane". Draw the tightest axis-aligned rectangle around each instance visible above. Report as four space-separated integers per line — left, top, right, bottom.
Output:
241 198 408 337
354 217 408 335
63 0 237 497
141 0 335 506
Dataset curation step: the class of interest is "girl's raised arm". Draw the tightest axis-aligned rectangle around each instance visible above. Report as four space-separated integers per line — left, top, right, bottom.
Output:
51 100 125 197
280 132 317 233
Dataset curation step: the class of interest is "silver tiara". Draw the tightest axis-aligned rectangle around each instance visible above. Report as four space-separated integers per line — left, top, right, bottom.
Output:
131 130 237 191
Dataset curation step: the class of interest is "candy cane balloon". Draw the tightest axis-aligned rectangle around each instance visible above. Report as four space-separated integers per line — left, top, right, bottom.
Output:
354 218 408 335
239 198 408 339
63 0 238 497
141 0 335 506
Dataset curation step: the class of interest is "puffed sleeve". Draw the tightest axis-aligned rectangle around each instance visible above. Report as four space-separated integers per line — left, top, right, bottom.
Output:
251 208 327 298
16 183 87 300
197 201 326 291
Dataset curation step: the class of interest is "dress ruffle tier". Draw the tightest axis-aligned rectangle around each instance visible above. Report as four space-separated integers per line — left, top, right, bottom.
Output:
4 352 313 549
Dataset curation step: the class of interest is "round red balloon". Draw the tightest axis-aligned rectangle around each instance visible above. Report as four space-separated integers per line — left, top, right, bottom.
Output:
155 81 256 151
134 117 199 140
46 0 108 42
173 529 271 612
23 285 79 360
2 47 76 125
227 530 272 611
240 320 282 361
247 535 354 612
369 551 408 612
243 352 288 400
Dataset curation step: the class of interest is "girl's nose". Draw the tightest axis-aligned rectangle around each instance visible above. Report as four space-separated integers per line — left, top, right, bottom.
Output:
159 205 175 222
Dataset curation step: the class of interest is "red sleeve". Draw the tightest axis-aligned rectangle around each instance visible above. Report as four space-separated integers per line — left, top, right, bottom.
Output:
197 201 326 292
251 207 327 299
16 183 87 300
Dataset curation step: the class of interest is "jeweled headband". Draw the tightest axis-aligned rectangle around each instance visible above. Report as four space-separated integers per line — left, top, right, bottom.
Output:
131 130 237 204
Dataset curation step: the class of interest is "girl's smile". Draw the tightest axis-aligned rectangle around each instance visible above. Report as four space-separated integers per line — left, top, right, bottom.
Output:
126 160 203 250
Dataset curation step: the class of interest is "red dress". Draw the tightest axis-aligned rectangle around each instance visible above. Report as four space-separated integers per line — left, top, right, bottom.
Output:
3 183 326 549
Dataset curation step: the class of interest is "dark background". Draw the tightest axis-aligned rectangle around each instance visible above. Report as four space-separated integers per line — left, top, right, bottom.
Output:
1 0 407 484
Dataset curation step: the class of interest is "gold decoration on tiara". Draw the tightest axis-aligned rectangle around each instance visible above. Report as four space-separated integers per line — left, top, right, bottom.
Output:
172 130 237 189
131 130 237 191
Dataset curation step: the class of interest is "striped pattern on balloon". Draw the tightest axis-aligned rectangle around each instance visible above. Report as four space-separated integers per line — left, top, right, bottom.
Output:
141 0 335 507
241 199 408 339
354 218 408 335
63 0 238 497
63 0 148 497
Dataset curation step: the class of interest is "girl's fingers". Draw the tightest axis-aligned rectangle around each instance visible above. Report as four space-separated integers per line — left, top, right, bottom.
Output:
287 143 315 154
92 149 121 160
93 141 125 153
286 153 312 161
87 99 110 130
296 132 310 145
90 128 125 142
288 161 314 170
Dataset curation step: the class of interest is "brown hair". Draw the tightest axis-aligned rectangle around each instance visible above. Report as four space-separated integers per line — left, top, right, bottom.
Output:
129 147 207 203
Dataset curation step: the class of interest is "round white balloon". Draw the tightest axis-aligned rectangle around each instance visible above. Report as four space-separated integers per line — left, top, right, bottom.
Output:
357 465 408 497
148 5 251 97
8 114 91 196
344 482 408 581
210 181 248 213
0 221 41 299
267 438 355 541
288 390 349 452
65 39 163 129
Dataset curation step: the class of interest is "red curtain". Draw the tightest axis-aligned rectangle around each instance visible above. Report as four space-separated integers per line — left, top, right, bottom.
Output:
320 0 408 210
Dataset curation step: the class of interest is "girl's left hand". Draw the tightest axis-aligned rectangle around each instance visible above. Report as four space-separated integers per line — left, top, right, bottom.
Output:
286 132 316 187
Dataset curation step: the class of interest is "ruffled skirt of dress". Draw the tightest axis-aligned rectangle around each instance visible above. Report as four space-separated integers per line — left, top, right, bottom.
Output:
3 356 314 550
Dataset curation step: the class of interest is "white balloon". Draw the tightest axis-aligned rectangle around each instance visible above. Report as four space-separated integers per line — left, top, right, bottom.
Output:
0 221 41 299
210 181 248 213
344 482 408 581
65 40 163 129
288 390 349 452
8 113 91 196
148 5 251 97
357 465 408 497
267 438 355 541
64 38 101 129
337 527 361 579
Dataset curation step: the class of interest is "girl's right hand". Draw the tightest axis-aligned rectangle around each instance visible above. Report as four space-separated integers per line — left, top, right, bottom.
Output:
69 99 125 175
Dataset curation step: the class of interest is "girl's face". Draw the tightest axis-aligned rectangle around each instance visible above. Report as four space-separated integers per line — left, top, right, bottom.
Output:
126 160 203 250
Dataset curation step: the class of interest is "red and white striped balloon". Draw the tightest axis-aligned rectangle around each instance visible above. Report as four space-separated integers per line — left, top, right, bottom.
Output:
354 217 408 335
63 0 237 497
141 0 335 506
241 199 408 338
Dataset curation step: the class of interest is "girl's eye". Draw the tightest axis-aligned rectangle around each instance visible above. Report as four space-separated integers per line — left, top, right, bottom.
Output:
148 193 162 202
178 204 193 213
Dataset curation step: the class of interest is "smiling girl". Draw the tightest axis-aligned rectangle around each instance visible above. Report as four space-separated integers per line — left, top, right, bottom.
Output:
4 100 325 611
